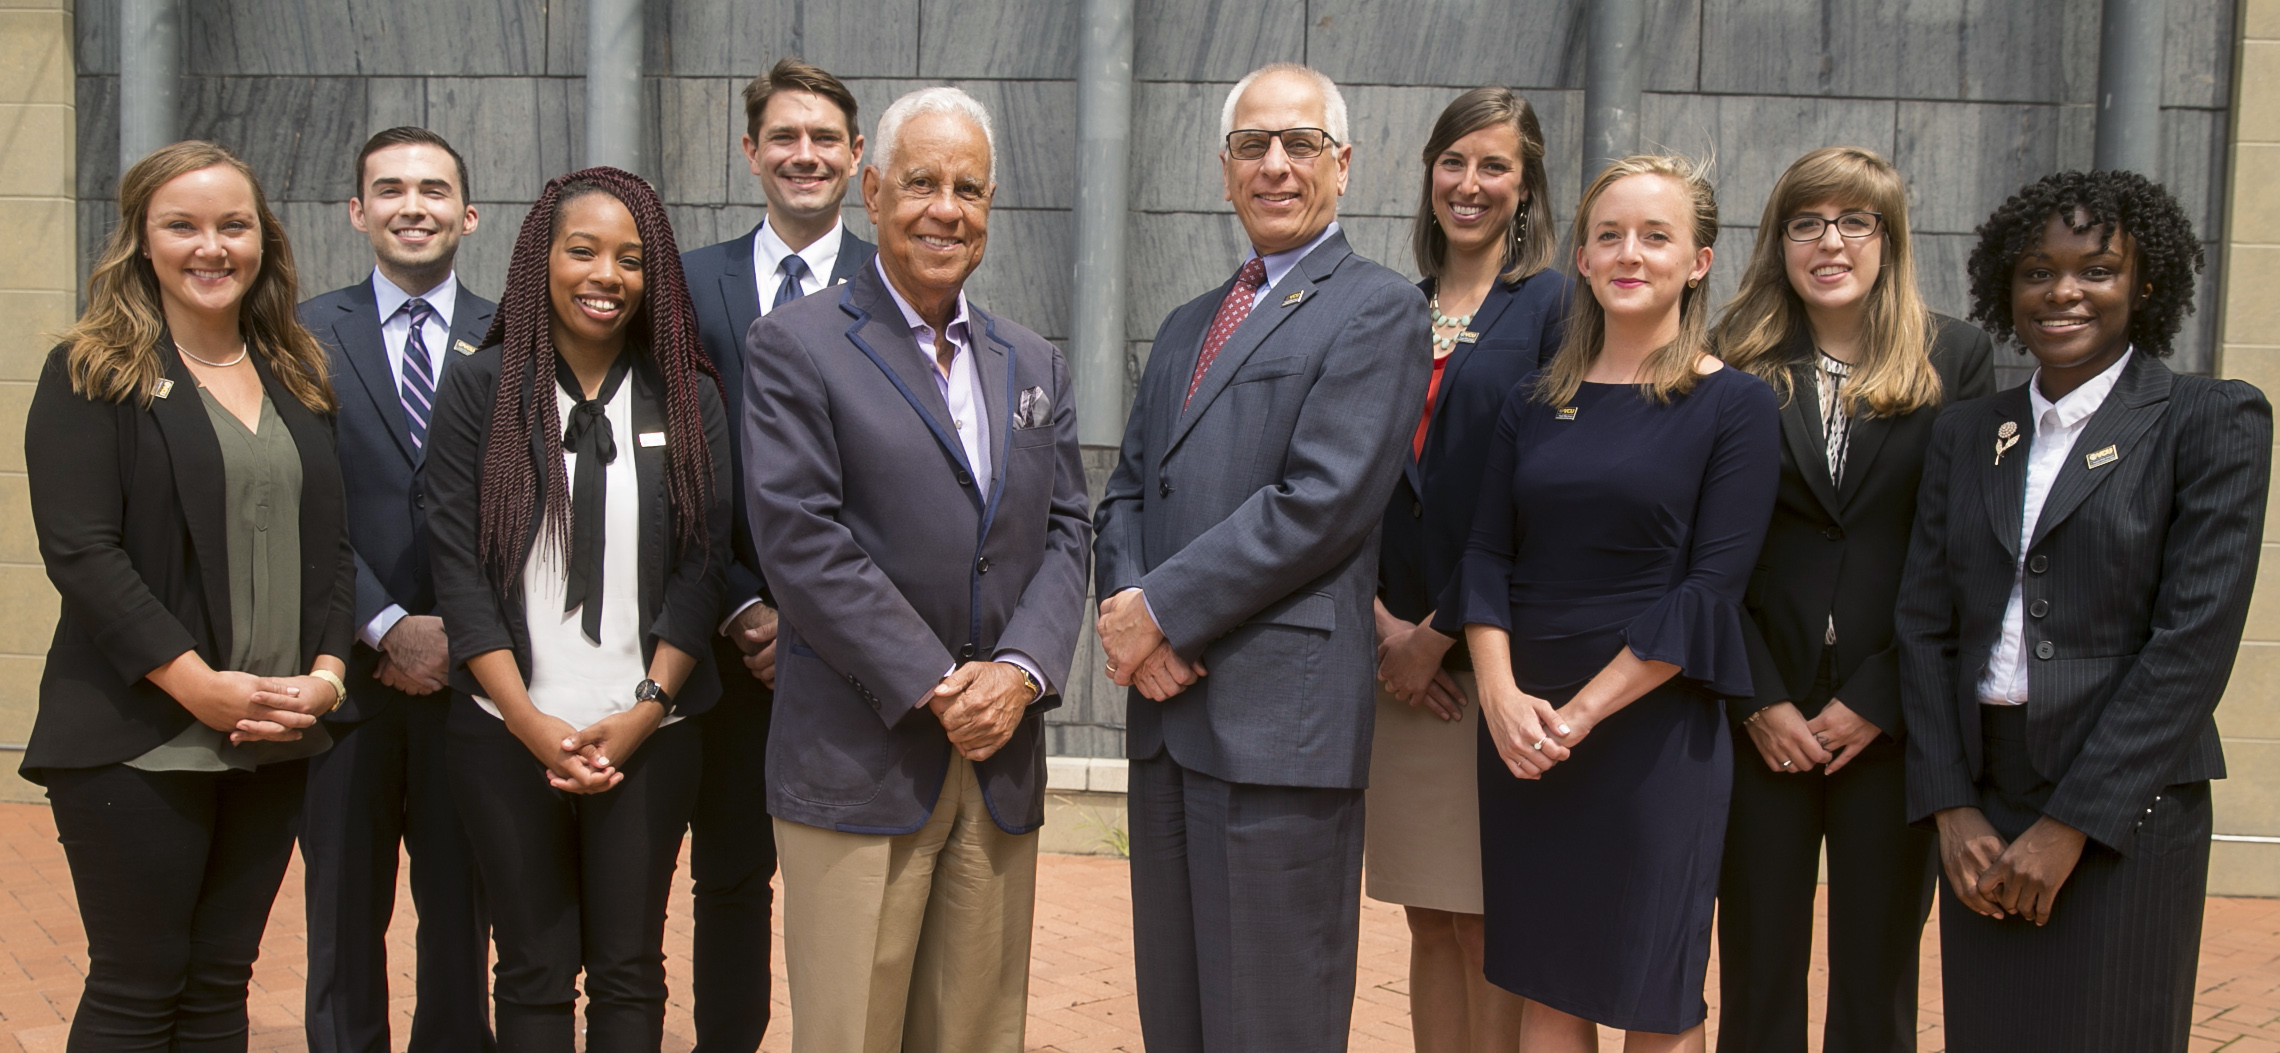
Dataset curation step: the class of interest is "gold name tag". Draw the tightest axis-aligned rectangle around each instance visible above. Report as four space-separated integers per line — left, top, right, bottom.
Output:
638 431 667 448
1457 331 1479 344
2084 444 2118 469
454 339 479 356
1281 292 1304 308
153 379 175 399
1555 406 1578 421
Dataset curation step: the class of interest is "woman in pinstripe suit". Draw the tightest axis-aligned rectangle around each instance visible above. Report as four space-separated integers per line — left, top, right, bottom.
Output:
1894 170 2269 1053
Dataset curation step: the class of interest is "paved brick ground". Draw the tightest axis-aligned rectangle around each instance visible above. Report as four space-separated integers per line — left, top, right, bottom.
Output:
0 802 2270 1051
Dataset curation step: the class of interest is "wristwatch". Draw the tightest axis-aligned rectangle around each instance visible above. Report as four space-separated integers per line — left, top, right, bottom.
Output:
1013 665 1044 704
634 678 675 717
310 669 348 713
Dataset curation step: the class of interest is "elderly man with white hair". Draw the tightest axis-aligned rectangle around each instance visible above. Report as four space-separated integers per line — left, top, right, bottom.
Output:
1093 62 1430 1051
743 86 1092 1053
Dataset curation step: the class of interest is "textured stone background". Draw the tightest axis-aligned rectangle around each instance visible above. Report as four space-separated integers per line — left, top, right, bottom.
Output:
71 0 2240 757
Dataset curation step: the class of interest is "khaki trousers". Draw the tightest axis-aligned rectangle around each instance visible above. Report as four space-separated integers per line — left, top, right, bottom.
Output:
773 752 1038 1053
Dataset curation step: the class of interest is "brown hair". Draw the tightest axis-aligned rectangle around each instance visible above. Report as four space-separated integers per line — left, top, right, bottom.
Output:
1534 154 1719 408
61 140 333 413
1714 146 1940 416
742 57 860 143
475 167 720 576
1412 86 1555 284
353 126 472 202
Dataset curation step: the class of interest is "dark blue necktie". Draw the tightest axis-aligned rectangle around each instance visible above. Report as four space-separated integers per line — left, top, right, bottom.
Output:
773 254 811 311
399 298 437 449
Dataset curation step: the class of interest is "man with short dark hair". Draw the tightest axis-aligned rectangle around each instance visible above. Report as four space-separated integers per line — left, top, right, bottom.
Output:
679 56 875 1052
298 126 497 1053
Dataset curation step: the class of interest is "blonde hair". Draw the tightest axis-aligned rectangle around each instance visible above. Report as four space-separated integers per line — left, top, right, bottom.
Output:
1535 154 1719 408
60 140 333 412
1411 86 1555 284
1714 146 1940 417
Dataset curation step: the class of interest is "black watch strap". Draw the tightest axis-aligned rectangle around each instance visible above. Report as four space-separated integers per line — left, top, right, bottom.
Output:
635 678 675 716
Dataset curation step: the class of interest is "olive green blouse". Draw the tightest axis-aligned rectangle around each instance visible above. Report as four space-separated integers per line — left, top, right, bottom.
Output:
127 387 332 771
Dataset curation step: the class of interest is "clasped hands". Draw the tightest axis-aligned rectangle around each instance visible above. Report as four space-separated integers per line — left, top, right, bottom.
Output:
508 704 667 795
1478 678 1590 779
1097 589 1205 701
1743 699 1881 775
928 661 1034 762
187 669 340 744
1374 605 1464 721
1934 806 2088 926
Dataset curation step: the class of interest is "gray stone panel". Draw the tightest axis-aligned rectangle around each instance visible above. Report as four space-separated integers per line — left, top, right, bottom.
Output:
75 0 116 75
187 0 546 76
76 74 117 201
654 76 736 205
1641 93 1898 233
279 201 381 298
1309 0 1587 89
1701 0 1960 100
964 208 1074 341
1957 0 2100 104
843 79 1078 211
424 79 547 202
2165 0 2234 109
364 80 430 148
2161 107 2224 240
531 78 591 186
1337 215 1419 282
1127 211 1252 340
650 0 919 78
183 77 369 202
665 204 770 251
1131 82 1234 214
919 0 1080 79
1895 101 2067 236
451 202 533 302
1134 0 1305 83
1912 231 1981 327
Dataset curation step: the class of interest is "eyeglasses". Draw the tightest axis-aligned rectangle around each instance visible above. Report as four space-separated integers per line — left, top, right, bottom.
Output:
1225 128 1339 161
1783 212 1884 242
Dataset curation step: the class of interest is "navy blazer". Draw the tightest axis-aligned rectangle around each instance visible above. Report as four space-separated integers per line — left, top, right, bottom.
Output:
682 223 876 609
300 277 497 722
746 265 1091 835
1379 269 1571 670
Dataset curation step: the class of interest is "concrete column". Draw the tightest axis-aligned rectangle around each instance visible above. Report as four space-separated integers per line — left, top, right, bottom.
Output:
586 0 643 173
1072 0 1134 447
118 0 180 173
2095 0 2167 175
1582 0 1644 185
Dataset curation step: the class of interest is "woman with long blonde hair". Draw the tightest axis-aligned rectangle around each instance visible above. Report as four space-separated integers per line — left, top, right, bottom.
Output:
24 140 353 1048
1436 155 1779 1052
1712 146 1991 1053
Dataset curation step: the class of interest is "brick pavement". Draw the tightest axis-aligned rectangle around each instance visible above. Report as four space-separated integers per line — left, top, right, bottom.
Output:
0 802 2270 1051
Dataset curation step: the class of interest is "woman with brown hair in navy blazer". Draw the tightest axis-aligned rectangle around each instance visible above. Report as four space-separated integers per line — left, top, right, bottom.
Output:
1366 85 1568 1053
25 140 354 1048
1898 170 2266 1053
1713 146 1993 1052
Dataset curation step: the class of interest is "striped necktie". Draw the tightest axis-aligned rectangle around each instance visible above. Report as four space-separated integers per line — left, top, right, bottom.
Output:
400 298 438 450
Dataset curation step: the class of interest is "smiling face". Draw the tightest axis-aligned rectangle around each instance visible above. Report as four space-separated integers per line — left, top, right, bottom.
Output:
2012 209 2143 378
350 143 476 287
1221 71 1349 256
1432 122 1525 262
546 191 646 356
144 164 264 324
743 89 862 227
1574 172 1713 325
861 109 993 318
1782 198 1882 316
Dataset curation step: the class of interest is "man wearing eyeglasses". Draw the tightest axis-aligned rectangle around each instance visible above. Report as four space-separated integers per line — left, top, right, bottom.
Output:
1092 62 1431 1052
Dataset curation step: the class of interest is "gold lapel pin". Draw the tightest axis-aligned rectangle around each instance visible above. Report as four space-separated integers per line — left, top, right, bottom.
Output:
2084 444 2118 469
1993 420 2019 465
153 378 175 399
1555 406 1578 421
1457 331 1479 344
454 339 478 356
1281 292 1304 308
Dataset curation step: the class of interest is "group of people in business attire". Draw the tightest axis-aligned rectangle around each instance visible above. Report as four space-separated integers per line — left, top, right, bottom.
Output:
15 48 2262 1053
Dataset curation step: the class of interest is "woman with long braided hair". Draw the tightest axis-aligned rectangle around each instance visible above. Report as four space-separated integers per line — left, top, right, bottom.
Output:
424 167 729 1052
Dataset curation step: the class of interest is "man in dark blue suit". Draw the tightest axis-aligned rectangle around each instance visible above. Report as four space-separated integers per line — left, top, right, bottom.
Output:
678 57 875 1053
297 127 497 1053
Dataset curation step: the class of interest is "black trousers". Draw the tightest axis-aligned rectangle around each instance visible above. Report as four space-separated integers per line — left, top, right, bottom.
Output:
687 633 775 1053
1717 655 1936 1053
447 700 702 1053
1938 704 2210 1053
302 688 492 1053
47 759 308 1052
1128 751 1366 1053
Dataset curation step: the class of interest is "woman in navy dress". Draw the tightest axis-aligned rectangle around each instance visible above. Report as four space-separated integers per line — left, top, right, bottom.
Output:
1439 154 1779 1051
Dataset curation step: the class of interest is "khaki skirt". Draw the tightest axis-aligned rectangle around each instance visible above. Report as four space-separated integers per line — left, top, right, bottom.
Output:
1362 672 1482 914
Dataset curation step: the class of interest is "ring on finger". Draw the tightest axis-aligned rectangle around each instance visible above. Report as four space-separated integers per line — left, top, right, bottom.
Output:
1530 737 1548 751
1781 758 1794 768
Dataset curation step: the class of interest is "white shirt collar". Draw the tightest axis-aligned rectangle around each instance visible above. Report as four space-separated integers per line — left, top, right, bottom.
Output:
874 256 972 349
755 217 843 288
372 270 458 329
2028 347 2134 433
1248 221 1341 297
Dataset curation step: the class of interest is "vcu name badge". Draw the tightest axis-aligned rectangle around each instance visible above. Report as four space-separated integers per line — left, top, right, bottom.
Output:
1280 291 1306 308
2084 444 2118 469
454 339 479 356
1555 406 1578 421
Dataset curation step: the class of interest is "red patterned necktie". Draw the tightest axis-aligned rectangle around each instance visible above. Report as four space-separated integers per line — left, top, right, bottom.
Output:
1184 256 1270 409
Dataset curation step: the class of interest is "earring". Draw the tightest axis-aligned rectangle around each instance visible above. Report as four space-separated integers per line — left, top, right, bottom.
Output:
1687 278 1700 289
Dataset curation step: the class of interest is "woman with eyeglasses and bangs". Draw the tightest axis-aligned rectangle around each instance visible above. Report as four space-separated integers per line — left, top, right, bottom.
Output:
1712 146 1993 1053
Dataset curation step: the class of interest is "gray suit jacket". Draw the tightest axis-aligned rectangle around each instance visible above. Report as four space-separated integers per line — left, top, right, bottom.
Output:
746 263 1092 835
1093 228 1431 790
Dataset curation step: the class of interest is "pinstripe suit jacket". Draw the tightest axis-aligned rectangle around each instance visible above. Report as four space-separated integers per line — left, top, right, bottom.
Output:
1894 350 2270 854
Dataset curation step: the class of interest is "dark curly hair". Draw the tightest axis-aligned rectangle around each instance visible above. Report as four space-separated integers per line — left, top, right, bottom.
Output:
1965 169 2202 357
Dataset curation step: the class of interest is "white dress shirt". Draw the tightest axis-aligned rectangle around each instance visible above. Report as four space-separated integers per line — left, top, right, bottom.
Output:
1977 348 2133 706
753 217 844 314
476 376 679 729
359 270 460 650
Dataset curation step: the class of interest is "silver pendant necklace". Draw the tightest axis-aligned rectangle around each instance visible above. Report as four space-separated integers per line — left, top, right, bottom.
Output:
176 341 249 368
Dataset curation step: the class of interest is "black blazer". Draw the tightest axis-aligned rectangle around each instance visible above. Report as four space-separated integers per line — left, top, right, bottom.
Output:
22 343 356 777
1894 351 2269 854
1734 314 1994 735
1379 269 1570 668
682 223 875 609
299 277 497 721
423 346 732 716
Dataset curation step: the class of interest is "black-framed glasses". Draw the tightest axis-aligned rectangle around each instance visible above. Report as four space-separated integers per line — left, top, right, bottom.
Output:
1783 211 1884 242
1225 127 1339 161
